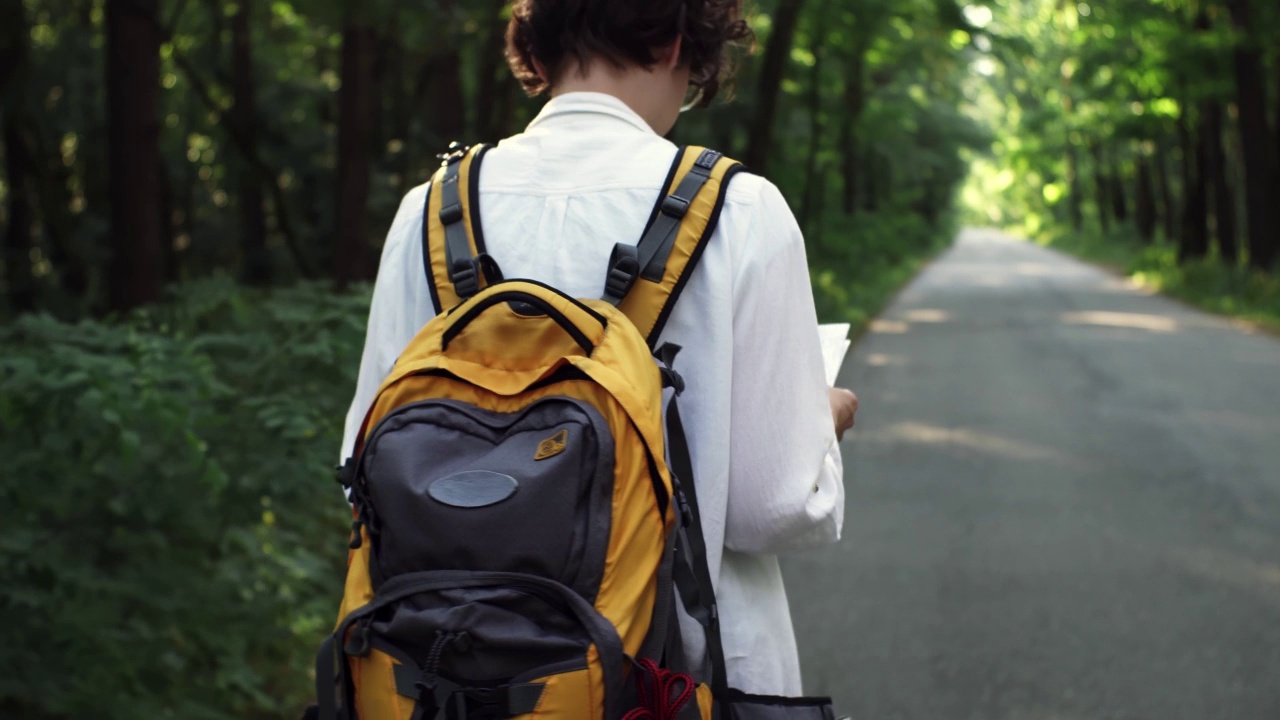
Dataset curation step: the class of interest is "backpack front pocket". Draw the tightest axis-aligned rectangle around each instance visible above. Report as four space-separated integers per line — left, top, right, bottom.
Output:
338 572 624 720
357 398 615 598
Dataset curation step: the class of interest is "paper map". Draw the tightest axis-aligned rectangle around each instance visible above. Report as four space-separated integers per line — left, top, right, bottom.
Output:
818 323 852 386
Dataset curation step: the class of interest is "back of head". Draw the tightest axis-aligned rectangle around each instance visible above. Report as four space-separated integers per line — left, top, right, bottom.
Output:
504 0 753 108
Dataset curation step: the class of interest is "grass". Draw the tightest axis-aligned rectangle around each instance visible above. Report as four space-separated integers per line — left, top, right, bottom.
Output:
1037 226 1280 334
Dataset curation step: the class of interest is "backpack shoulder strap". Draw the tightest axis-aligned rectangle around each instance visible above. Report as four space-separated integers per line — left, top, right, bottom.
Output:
608 146 745 347
423 143 493 313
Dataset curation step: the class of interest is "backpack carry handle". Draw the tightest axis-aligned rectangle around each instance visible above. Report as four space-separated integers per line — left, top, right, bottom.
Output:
441 285 607 357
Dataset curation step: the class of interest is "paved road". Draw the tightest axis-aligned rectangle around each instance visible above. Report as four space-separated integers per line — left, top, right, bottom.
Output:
784 229 1280 720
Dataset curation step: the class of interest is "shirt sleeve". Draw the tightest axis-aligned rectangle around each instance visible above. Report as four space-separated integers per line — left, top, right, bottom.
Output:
723 178 845 555
339 184 437 466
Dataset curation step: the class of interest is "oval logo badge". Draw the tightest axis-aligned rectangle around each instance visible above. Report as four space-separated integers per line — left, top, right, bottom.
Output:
428 471 519 509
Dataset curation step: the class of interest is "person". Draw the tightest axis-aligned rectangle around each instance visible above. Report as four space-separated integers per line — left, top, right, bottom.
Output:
339 0 859 698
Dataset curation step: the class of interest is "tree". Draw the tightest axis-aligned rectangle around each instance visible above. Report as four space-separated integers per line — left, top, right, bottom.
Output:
334 13 377 289
2 1 36 313
231 0 271 285
1226 0 1277 268
105 0 164 312
745 0 808 173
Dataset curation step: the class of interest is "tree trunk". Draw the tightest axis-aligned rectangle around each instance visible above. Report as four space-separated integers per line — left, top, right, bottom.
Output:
1 0 35 313
426 0 465 150
1061 63 1083 232
840 40 867 214
231 0 270 284
476 0 512 140
863 151 881 213
334 20 378 288
1066 142 1083 232
387 22 410 192
105 0 164 312
1179 109 1210 261
158 156 178 283
1203 99 1238 263
1226 0 1277 269
1109 151 1128 223
1135 152 1157 243
744 0 808 174
1274 41 1279 209
1154 138 1177 242
1091 142 1111 234
800 13 826 229
3 119 36 314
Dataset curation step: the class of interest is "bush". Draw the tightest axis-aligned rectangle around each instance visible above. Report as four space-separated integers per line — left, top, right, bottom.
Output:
0 280 366 720
808 209 953 327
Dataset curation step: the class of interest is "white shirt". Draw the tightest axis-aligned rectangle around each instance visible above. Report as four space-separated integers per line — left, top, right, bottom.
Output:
341 92 844 695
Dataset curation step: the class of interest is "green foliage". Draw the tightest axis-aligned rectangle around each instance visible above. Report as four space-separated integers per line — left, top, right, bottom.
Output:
0 282 365 719
810 209 952 328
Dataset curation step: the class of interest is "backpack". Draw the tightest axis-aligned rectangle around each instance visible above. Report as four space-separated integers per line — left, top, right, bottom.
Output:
313 144 835 720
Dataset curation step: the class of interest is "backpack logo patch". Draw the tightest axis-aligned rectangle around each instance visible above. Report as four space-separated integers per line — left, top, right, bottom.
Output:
535 429 569 461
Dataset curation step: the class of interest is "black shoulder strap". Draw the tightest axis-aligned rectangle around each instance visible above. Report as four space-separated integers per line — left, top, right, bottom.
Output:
606 146 745 347
423 143 495 313
663 370 730 708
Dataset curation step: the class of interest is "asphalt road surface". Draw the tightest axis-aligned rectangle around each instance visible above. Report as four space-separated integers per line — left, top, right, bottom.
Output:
784 229 1280 720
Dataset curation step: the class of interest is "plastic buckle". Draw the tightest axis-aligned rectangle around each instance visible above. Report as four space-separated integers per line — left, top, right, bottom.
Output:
604 244 640 302
451 260 480 298
676 490 693 528
343 621 372 657
606 267 637 301
660 195 690 219
439 202 464 225
437 141 468 166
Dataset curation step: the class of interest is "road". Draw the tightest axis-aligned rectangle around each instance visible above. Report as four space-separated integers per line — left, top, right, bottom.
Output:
784 229 1280 720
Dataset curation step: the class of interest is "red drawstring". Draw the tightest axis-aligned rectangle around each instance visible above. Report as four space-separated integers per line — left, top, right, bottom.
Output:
623 658 697 720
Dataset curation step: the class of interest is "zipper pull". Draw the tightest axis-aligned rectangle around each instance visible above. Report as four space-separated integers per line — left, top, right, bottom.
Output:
413 631 457 718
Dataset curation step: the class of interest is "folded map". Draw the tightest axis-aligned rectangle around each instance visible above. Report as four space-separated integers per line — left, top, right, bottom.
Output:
818 323 852 386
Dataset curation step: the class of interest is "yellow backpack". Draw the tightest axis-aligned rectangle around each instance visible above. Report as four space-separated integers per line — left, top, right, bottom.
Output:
314 144 746 720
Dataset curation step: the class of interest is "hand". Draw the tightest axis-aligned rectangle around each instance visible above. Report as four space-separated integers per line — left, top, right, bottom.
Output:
828 387 859 440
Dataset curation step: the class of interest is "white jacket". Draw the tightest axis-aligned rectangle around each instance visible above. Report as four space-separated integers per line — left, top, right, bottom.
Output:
341 92 844 695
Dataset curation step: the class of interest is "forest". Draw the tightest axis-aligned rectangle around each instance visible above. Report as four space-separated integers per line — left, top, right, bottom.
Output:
1 0 1277 717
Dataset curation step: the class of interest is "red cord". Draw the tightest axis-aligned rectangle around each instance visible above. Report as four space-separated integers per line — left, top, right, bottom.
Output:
623 658 697 720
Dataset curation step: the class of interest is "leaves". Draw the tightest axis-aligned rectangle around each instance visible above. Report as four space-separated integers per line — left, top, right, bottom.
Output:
0 284 357 719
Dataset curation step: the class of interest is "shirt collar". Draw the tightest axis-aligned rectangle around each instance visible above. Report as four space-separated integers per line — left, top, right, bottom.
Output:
526 92 658 136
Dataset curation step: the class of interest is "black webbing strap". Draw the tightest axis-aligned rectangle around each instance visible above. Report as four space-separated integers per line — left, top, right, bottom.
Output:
639 149 721 281
438 157 480 299
660 346 730 708
315 634 346 720
392 664 546 718
637 507 680 664
420 178 443 313
604 148 721 306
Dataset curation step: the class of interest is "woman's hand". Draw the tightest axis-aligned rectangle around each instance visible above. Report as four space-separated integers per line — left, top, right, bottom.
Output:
828 387 859 440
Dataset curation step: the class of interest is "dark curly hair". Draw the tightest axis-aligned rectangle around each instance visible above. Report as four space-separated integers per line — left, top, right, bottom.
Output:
504 0 753 107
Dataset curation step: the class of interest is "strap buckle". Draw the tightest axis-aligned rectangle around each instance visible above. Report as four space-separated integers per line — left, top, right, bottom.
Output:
450 259 480 299
604 244 640 304
434 683 546 719
437 141 468 167
660 194 690 219
439 201 464 226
